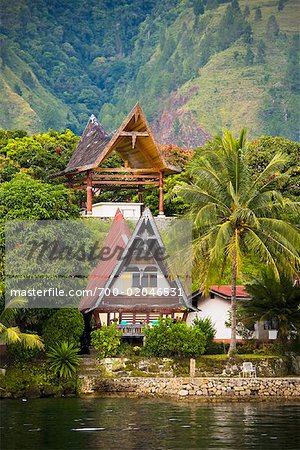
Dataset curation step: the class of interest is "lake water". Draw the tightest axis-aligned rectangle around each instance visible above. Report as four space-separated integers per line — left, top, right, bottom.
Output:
1 398 300 450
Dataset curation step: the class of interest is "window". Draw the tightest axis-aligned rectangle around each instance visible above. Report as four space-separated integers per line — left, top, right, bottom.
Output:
132 272 140 287
141 266 157 288
127 266 141 287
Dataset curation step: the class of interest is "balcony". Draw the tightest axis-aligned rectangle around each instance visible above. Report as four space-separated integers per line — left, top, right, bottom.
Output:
117 324 146 337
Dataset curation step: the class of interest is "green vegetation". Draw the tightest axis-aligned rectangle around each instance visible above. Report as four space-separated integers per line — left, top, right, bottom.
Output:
0 1 299 141
91 324 123 359
42 309 84 350
47 342 81 379
193 317 216 353
0 174 79 220
142 318 206 357
175 129 299 354
0 297 44 350
0 362 79 398
241 270 300 345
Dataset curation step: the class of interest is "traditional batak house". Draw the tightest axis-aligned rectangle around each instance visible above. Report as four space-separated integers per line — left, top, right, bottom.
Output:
52 102 180 215
79 207 194 339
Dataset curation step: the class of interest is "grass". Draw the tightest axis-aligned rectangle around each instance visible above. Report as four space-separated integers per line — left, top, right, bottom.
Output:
200 354 278 360
0 47 76 132
174 0 299 138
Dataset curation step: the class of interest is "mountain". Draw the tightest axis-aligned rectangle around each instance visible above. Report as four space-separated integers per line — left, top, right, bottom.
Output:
0 0 299 146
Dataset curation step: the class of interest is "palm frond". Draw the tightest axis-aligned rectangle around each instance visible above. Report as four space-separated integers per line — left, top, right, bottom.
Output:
19 332 44 350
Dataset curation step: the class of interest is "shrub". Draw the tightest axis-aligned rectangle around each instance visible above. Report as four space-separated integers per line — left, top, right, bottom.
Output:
47 341 81 379
205 342 229 355
143 318 206 357
43 309 84 349
193 317 216 352
7 338 44 363
236 340 258 354
91 324 122 358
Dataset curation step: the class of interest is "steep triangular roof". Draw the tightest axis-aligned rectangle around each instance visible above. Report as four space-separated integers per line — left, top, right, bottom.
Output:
87 207 193 312
64 114 111 174
79 208 131 311
54 103 180 176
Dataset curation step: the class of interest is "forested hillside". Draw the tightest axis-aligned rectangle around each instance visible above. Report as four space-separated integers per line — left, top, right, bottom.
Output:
0 0 299 145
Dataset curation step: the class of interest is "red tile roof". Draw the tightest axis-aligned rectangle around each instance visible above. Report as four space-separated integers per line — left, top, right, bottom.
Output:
79 208 131 311
210 285 250 299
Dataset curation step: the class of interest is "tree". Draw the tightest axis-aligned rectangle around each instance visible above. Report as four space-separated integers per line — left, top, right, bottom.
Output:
245 46 254 65
254 7 262 21
256 40 266 64
0 297 44 349
286 35 300 93
247 136 300 202
241 271 300 346
206 0 218 10
0 174 79 220
175 129 300 354
193 0 204 16
267 16 280 38
278 0 287 12
243 24 253 44
243 5 250 17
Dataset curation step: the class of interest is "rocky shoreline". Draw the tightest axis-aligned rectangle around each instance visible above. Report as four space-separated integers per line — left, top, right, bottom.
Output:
79 375 300 400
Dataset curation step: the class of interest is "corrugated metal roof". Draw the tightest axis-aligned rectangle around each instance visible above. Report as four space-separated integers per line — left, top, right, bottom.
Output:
210 285 250 298
79 208 131 311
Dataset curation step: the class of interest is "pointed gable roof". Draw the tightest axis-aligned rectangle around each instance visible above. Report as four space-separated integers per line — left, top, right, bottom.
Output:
79 208 131 311
86 207 193 312
54 103 180 177
65 114 111 174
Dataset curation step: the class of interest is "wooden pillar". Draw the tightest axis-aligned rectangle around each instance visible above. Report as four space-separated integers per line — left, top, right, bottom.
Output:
86 170 93 216
138 184 143 203
158 171 164 215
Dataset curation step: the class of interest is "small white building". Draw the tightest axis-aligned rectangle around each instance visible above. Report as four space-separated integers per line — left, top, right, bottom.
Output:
83 202 143 219
187 285 278 342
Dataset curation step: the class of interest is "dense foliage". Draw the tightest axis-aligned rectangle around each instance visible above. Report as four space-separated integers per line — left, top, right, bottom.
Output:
247 136 300 200
242 271 300 345
91 324 123 359
0 1 298 140
42 309 84 349
143 318 206 357
0 129 79 181
176 129 300 352
0 174 79 220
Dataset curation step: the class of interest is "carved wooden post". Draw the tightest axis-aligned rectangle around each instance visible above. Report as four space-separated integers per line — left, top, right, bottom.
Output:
158 171 164 215
86 170 93 216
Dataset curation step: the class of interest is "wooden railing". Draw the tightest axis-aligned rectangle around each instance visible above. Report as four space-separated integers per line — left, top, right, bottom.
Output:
117 324 146 337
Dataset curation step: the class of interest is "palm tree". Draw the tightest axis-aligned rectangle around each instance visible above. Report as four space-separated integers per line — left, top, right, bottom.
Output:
0 298 44 349
175 129 300 354
242 271 300 346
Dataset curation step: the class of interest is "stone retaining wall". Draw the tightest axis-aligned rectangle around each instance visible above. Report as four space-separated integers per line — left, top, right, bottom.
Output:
79 375 300 399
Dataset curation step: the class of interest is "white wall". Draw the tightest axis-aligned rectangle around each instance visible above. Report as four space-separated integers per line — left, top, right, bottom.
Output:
187 296 244 340
89 202 142 219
